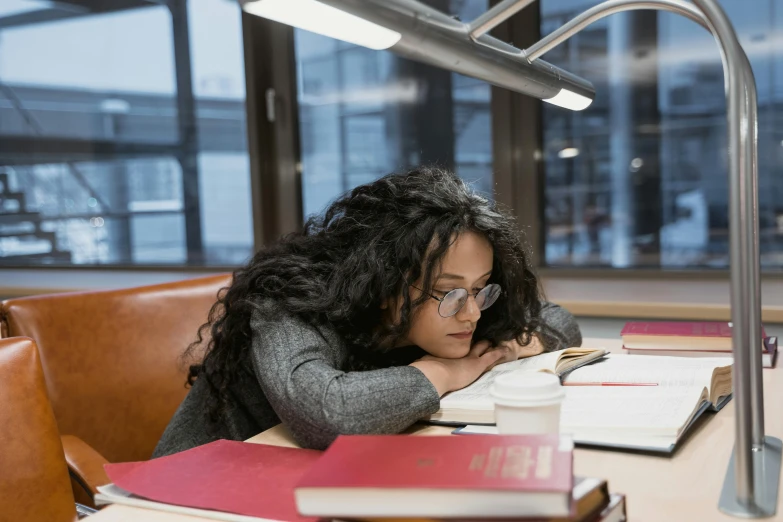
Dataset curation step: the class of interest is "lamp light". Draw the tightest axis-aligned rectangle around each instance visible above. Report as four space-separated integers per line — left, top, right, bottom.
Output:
240 0 401 50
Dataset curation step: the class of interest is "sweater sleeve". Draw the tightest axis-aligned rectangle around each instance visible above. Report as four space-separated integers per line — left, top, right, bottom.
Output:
248 306 441 450
536 301 583 352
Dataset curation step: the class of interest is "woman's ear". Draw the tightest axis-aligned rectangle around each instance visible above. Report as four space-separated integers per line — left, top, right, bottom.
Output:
380 294 400 310
381 294 403 325
381 290 400 310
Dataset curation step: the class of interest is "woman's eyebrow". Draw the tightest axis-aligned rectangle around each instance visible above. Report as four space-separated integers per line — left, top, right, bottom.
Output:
436 270 492 282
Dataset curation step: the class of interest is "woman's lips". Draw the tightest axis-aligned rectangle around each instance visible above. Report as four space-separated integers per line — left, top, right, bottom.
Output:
448 331 474 340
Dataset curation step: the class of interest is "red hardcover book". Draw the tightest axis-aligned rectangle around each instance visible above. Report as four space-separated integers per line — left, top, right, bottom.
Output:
349 476 610 522
295 435 573 519
621 321 767 351
104 440 322 522
624 336 778 368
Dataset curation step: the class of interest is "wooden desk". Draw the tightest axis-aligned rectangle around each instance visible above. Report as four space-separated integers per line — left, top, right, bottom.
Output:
88 337 783 522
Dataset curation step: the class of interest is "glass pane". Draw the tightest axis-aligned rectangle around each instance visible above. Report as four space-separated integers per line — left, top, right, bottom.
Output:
541 0 783 271
0 0 253 266
295 0 494 219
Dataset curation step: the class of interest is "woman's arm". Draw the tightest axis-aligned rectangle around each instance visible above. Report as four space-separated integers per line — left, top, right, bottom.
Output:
249 307 440 450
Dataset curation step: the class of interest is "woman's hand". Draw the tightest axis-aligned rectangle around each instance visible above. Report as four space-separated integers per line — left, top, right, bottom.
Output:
410 341 512 396
499 335 545 359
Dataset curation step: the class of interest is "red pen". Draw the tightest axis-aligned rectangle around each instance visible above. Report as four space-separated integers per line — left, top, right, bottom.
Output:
562 382 658 387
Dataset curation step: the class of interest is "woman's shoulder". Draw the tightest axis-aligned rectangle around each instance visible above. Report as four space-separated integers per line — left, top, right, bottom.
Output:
248 297 345 349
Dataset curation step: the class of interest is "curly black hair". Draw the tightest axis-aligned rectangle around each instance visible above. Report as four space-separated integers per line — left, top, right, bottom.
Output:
186 166 543 425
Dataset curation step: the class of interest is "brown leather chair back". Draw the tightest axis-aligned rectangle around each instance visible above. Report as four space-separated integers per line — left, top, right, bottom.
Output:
0 274 231 464
0 337 76 522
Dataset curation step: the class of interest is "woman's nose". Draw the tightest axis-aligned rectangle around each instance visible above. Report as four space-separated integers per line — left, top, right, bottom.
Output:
456 294 481 321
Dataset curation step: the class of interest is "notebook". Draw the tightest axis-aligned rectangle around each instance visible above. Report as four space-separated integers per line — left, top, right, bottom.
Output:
443 354 733 453
427 347 608 424
295 434 573 519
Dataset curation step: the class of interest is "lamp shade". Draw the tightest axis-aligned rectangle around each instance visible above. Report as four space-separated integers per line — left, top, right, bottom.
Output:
241 0 596 110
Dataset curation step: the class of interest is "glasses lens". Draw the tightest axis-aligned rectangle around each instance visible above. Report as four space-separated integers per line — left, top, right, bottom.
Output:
439 288 468 317
475 284 501 311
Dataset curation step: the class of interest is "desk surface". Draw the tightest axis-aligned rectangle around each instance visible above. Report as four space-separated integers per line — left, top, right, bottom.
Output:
88 337 783 522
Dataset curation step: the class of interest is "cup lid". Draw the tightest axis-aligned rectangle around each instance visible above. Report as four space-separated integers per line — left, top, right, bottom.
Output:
490 370 565 406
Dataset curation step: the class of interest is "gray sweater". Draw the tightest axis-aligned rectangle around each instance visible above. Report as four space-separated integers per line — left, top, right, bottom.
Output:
152 302 581 457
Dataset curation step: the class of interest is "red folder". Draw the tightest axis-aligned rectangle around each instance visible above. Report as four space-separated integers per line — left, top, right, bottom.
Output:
105 440 322 521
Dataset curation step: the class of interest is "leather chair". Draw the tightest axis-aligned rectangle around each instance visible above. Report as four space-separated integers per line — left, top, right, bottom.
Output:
0 274 231 506
0 337 77 522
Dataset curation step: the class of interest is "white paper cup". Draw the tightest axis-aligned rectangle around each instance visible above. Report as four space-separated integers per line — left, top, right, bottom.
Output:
490 371 566 435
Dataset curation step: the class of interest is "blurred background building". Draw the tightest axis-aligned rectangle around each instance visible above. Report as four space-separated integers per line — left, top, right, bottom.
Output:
1 0 782 273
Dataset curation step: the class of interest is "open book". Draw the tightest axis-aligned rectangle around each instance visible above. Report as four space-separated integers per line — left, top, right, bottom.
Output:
446 354 733 453
427 347 608 424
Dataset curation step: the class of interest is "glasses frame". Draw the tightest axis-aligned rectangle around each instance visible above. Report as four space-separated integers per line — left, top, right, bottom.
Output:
411 283 502 318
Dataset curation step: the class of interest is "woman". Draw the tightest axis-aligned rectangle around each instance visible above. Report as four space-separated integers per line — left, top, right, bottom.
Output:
153 167 581 456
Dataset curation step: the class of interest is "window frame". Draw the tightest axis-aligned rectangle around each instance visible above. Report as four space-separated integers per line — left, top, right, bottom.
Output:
0 1 269 272
8 0 783 287
510 2 783 282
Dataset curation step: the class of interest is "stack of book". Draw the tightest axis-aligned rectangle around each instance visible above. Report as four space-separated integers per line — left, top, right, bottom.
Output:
96 437 626 522
296 435 626 522
621 321 778 368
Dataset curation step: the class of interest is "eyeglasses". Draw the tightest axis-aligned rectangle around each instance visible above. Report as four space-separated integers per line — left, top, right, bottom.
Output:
412 283 502 318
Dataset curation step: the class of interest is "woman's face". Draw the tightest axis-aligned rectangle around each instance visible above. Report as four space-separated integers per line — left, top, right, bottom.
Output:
396 230 494 358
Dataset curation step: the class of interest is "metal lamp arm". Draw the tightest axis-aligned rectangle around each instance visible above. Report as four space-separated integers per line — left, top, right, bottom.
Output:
524 0 708 61
511 0 777 516
468 0 537 40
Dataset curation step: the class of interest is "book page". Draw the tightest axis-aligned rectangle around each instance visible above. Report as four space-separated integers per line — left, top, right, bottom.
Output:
564 353 732 399
440 350 566 409
560 385 707 435
488 349 565 373
453 383 709 446
441 348 612 409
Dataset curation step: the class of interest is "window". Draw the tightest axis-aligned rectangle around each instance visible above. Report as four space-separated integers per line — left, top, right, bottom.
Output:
294 0 494 219
540 0 783 271
0 0 253 266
